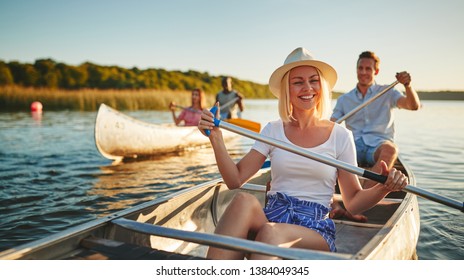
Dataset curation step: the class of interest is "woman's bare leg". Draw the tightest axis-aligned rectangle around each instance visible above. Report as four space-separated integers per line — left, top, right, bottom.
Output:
207 192 268 259
249 223 330 260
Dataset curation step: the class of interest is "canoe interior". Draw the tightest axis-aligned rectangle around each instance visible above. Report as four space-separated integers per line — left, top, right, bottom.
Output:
0 159 419 260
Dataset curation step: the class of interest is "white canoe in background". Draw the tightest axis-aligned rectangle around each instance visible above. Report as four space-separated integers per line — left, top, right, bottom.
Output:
95 103 237 161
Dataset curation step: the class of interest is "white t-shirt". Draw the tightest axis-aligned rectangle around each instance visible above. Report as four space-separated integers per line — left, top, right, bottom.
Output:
252 120 356 208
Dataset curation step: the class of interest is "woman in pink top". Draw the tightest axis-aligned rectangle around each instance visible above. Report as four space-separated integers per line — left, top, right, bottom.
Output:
169 88 206 126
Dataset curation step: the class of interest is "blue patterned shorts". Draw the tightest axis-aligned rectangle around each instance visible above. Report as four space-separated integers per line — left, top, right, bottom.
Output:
264 192 337 252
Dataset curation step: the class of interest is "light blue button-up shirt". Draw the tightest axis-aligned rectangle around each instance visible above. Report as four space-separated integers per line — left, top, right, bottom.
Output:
331 83 403 147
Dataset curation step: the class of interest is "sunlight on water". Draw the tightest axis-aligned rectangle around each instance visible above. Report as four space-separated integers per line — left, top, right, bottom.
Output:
392 101 464 259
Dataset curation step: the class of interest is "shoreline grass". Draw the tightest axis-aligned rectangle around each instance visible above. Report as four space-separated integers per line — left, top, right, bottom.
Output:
2 86 464 112
0 86 217 111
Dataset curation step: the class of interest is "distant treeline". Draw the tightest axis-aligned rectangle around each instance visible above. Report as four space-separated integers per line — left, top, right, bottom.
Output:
333 90 464 100
1 59 463 112
416 91 464 100
0 58 273 99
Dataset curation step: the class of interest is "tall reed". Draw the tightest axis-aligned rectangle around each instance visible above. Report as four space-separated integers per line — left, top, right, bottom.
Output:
0 86 216 111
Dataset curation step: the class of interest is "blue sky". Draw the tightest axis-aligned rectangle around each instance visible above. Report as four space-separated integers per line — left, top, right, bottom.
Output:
1 0 463 92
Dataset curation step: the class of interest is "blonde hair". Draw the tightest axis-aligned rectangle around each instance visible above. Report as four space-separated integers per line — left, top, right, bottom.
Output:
278 68 332 122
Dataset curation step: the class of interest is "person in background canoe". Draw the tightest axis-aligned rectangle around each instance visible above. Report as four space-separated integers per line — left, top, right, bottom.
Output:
169 88 206 126
329 51 421 222
198 47 408 259
216 76 244 120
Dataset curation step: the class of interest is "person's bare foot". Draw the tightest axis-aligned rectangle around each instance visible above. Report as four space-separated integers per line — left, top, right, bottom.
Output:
343 211 368 223
329 207 346 219
330 207 368 222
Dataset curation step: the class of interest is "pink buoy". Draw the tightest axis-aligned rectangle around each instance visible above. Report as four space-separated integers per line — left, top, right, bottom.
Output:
31 101 43 112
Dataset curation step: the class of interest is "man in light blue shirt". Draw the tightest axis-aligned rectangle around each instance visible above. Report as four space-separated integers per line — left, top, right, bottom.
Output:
333 83 403 149
330 51 420 221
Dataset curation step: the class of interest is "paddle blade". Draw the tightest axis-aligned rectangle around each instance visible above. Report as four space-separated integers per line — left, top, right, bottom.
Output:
225 118 261 133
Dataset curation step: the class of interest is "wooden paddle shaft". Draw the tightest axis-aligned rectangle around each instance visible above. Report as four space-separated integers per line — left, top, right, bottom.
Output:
215 119 464 212
219 97 239 111
336 81 399 124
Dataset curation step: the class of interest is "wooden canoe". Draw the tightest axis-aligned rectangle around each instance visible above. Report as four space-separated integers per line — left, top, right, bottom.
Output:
95 103 238 161
0 157 420 260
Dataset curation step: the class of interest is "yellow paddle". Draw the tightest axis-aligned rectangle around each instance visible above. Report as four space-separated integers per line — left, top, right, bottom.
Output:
225 118 261 133
172 104 260 133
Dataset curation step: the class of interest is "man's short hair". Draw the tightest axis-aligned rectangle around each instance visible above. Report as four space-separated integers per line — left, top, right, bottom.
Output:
358 51 380 71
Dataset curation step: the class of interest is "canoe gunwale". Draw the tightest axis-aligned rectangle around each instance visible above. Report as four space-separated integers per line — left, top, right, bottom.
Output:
0 157 420 260
350 156 420 260
0 168 270 260
112 217 349 260
0 177 223 260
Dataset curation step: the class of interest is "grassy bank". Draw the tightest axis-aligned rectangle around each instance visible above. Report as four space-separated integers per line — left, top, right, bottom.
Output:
0 86 216 111
2 86 464 112
332 91 464 100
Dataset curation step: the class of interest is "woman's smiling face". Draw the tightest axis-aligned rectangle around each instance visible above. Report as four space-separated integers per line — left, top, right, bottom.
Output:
288 65 321 111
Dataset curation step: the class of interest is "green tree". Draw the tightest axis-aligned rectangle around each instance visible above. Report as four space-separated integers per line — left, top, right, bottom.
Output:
0 61 14 86
8 62 40 86
82 62 105 88
34 59 60 88
56 63 88 89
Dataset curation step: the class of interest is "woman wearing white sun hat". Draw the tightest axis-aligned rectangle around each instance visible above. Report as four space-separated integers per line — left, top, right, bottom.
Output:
198 47 408 259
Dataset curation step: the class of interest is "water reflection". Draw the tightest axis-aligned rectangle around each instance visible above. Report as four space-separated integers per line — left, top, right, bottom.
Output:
91 137 250 213
31 111 42 124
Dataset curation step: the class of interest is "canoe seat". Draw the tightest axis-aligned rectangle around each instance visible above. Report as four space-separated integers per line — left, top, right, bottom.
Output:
332 194 403 255
335 222 382 254
67 237 204 260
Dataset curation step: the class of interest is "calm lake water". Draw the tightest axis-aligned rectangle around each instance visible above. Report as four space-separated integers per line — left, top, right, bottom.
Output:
0 99 463 259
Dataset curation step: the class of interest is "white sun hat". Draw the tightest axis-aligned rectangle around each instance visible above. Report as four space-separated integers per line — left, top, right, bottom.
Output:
268 47 338 98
